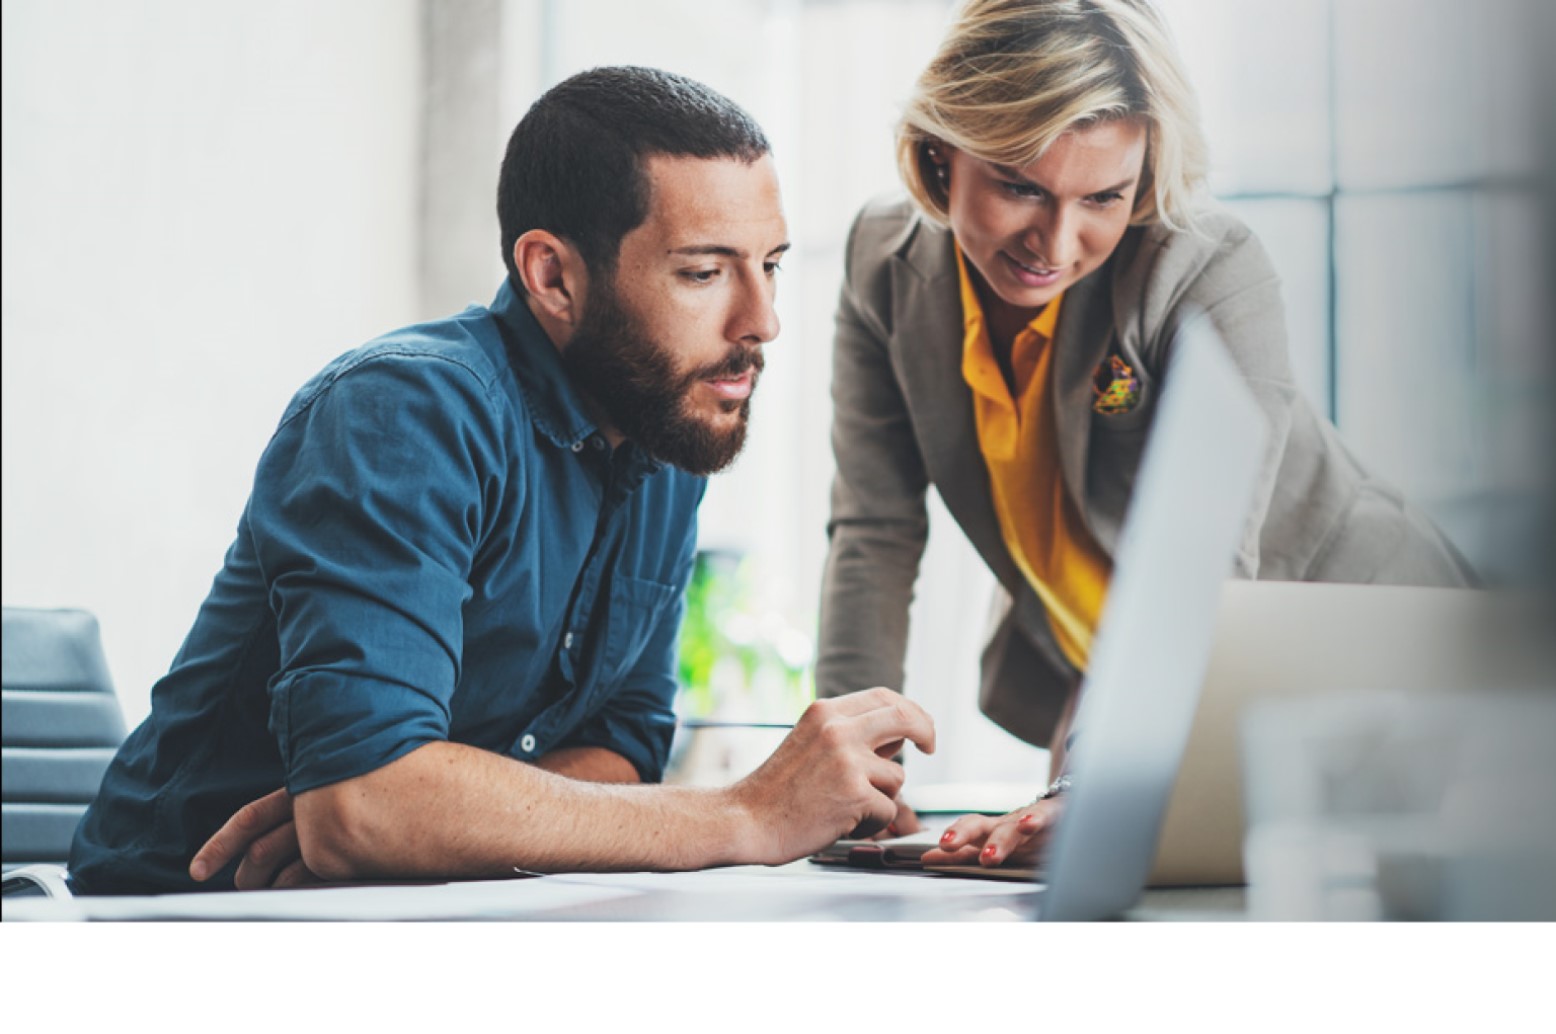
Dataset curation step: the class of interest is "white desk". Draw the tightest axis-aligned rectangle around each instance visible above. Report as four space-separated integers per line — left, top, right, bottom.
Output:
2 862 1245 922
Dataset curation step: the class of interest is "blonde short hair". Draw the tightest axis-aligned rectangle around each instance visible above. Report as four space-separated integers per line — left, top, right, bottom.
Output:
898 0 1208 230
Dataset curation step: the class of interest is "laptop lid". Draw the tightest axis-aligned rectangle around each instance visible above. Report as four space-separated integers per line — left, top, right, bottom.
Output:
1150 579 1511 886
1037 321 1267 921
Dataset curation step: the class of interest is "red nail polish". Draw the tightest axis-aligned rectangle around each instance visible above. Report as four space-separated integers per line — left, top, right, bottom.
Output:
940 830 955 844
982 845 997 859
886 823 898 836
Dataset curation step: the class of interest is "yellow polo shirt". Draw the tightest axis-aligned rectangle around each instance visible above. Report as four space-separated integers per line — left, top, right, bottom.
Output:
957 246 1111 671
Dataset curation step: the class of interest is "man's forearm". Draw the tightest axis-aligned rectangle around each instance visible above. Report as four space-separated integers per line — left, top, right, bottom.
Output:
294 741 744 882
286 690 935 885
534 746 641 783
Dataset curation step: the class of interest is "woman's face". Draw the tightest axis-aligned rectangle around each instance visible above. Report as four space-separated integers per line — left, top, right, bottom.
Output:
940 118 1148 319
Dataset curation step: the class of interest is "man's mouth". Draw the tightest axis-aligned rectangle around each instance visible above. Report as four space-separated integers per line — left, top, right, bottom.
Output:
696 347 763 403
703 369 755 401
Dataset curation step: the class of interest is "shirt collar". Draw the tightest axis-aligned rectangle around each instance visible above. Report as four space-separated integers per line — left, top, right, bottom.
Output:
955 244 1063 404
489 280 665 478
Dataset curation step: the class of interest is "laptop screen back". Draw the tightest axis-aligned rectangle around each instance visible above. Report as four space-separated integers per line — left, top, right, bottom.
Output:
1038 322 1267 921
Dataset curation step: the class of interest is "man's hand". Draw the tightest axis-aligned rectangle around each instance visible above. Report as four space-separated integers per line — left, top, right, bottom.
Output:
189 787 321 890
918 796 1066 868
726 687 935 865
871 795 923 840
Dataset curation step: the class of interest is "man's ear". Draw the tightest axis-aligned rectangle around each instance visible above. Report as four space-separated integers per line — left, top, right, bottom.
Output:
513 230 586 326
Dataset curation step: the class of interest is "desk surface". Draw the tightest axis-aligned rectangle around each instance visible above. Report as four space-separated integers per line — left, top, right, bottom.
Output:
2 863 1246 922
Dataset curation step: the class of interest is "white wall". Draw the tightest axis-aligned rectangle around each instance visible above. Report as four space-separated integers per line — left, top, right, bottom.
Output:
2 0 423 723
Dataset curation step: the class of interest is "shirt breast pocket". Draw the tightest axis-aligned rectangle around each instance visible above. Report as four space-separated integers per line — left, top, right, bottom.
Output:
599 573 681 685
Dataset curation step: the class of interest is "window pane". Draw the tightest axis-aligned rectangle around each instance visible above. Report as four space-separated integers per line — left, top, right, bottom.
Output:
1336 0 1541 189
1469 190 1552 583
1159 0 1332 195
1334 192 1481 555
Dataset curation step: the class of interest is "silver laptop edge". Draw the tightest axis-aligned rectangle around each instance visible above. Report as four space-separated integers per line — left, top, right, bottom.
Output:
1038 321 1268 921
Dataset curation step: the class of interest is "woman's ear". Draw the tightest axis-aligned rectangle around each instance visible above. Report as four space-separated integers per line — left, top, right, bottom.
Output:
924 140 952 193
513 230 585 326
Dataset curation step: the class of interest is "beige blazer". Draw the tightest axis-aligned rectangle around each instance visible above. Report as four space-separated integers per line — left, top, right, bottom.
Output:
816 196 1473 748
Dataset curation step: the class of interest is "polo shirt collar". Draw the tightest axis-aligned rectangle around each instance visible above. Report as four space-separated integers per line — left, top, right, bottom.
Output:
954 243 1064 407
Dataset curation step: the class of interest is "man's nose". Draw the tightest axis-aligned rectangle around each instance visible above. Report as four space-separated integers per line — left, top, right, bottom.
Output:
733 276 781 344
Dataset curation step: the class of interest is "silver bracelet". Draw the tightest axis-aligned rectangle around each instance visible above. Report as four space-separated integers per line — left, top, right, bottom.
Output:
1034 773 1073 803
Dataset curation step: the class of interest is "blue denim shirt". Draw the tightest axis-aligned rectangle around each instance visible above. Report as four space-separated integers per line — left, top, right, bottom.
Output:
70 282 705 894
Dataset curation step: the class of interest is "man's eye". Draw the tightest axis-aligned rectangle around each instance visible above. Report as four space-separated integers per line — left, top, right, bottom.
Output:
681 269 720 284
763 261 784 276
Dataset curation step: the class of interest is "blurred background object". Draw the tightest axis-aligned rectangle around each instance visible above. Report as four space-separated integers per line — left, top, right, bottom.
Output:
1242 691 1556 921
665 548 812 785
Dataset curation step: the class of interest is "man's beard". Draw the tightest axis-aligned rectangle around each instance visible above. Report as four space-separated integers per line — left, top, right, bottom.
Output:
562 275 762 476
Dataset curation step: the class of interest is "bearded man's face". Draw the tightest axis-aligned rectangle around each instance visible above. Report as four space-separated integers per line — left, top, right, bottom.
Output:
562 154 787 475
563 272 763 476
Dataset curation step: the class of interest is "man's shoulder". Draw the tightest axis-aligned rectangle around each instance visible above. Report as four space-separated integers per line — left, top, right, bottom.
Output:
348 306 511 390
286 307 514 421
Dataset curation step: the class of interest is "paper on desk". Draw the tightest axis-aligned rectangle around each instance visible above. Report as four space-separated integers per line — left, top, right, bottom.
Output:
543 867 1043 921
544 866 1038 898
1 876 642 922
3 865 1042 923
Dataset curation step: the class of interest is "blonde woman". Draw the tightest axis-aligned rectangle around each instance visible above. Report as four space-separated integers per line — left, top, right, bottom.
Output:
815 0 1471 868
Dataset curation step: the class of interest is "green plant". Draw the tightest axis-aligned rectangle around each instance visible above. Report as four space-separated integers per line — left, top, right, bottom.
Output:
675 548 813 720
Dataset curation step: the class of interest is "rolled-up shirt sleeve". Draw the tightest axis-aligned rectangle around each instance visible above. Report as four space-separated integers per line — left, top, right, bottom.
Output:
250 350 506 794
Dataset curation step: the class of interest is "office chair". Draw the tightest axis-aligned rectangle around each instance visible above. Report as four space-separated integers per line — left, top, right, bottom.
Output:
2 607 126 872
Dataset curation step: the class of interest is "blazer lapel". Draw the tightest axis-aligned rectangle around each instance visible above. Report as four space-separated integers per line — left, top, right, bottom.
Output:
1050 255 1115 547
889 220 1023 592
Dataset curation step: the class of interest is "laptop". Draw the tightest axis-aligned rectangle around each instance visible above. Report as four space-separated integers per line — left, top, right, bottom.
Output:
814 318 1269 919
1150 578 1512 886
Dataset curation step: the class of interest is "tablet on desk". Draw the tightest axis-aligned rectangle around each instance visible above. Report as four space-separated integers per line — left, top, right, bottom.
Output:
809 833 1045 882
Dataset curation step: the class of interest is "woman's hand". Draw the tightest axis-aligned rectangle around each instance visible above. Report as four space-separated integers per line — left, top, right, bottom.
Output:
918 796 1066 867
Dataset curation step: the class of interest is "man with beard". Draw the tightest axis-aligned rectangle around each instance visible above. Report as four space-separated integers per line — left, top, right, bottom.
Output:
66 66 933 895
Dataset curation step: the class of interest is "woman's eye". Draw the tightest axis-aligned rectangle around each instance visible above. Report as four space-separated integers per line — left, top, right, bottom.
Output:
1000 181 1043 199
1088 191 1125 206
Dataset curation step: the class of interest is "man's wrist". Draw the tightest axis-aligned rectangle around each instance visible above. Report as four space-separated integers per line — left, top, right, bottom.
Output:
710 784 772 867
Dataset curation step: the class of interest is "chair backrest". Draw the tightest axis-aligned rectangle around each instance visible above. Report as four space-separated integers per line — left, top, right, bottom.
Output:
2 607 127 870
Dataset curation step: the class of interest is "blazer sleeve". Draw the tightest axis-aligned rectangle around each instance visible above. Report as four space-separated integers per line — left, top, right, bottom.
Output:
1137 215 1299 578
814 207 931 699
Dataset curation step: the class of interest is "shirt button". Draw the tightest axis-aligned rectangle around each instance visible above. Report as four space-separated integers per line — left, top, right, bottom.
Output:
563 632 575 649
570 440 585 453
520 734 537 754
591 435 606 450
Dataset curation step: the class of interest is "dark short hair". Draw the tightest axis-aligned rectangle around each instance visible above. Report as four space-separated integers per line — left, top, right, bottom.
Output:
497 66 770 288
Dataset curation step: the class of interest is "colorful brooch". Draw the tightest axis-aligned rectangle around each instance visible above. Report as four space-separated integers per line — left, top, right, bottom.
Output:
1092 355 1141 415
